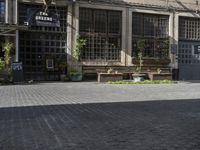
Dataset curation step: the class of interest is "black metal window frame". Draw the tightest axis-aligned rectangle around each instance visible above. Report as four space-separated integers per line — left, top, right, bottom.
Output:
79 8 122 61
179 17 200 41
0 0 5 23
132 13 170 59
18 3 67 80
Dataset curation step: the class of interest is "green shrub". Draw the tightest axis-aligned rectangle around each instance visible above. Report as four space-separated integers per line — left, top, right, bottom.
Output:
0 59 5 72
108 80 172 84
69 68 82 76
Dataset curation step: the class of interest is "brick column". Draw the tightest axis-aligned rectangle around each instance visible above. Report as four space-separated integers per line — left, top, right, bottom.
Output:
121 8 126 66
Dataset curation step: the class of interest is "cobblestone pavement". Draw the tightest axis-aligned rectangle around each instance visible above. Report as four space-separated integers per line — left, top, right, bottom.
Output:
0 82 200 149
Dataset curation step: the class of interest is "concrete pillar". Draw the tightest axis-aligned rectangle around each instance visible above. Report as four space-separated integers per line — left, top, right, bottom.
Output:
67 3 73 65
15 30 19 62
67 2 79 67
169 12 174 66
173 12 179 69
126 8 133 66
13 0 18 24
121 8 126 66
72 2 79 50
67 2 79 66
15 0 19 62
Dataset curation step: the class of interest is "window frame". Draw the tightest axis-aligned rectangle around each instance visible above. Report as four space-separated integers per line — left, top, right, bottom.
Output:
79 8 122 61
132 12 170 59
0 0 5 23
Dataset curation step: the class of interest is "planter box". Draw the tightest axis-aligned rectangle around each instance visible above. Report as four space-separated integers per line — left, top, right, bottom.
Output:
132 58 170 65
70 74 83 81
132 73 147 82
98 73 123 83
148 73 172 80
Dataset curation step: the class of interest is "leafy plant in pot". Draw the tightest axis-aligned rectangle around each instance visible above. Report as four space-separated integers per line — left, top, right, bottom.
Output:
70 35 86 81
0 39 13 83
133 39 146 82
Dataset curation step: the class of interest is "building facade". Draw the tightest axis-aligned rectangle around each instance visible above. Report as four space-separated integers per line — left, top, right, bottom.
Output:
1 0 200 80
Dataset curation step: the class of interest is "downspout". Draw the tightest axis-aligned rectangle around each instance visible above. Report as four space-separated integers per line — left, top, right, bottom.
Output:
5 0 8 23
15 0 19 62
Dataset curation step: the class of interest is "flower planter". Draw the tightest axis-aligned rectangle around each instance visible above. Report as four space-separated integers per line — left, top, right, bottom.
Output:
132 73 146 82
70 74 83 81
132 58 170 65
148 72 172 80
98 73 123 83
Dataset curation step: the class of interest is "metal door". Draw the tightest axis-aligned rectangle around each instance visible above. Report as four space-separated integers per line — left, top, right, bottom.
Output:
179 41 200 80
19 32 67 81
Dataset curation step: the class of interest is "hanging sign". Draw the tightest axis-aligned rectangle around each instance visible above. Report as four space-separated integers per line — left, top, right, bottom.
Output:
26 8 60 27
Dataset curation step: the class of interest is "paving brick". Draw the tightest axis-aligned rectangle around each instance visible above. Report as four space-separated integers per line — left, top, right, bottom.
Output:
0 82 200 149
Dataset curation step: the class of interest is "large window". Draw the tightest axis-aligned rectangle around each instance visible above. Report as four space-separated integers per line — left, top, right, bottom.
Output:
0 0 5 23
79 8 122 61
132 13 169 58
179 17 200 40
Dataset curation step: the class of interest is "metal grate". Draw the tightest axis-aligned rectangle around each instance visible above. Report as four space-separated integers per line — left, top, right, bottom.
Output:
132 13 169 58
79 8 121 61
0 0 5 23
19 32 67 80
179 17 200 40
18 3 67 80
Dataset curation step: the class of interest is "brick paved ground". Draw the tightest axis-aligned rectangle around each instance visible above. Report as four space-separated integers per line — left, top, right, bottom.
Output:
0 82 200 149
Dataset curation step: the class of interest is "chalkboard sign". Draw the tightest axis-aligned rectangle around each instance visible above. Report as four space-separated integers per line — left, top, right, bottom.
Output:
12 62 24 82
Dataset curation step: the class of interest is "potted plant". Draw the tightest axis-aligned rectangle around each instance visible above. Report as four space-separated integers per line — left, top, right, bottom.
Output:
70 34 86 81
69 68 83 81
132 39 146 82
0 39 13 83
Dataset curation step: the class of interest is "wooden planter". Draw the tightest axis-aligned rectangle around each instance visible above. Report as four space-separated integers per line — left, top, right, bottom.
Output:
148 72 172 80
70 74 83 82
132 58 170 66
97 73 123 83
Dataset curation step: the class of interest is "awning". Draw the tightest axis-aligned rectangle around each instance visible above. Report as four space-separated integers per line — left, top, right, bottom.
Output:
0 24 27 36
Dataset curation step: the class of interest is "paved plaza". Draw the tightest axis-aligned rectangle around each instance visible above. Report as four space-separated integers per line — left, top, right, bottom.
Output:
0 82 200 149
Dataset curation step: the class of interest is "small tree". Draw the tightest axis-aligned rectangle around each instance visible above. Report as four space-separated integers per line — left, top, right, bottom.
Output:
0 59 5 73
70 35 86 80
72 34 86 61
136 39 146 72
0 40 13 71
2 39 13 66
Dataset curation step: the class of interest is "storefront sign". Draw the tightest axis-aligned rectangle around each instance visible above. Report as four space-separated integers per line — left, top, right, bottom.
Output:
26 9 60 27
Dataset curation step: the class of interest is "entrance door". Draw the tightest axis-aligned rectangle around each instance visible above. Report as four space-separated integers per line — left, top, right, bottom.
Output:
179 41 200 80
19 32 67 81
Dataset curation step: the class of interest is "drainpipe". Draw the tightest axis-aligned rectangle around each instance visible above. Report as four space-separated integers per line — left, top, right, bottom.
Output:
5 0 8 23
125 7 129 66
15 0 19 62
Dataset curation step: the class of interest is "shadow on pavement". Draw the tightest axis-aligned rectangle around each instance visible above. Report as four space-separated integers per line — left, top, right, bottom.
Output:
1 99 200 150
